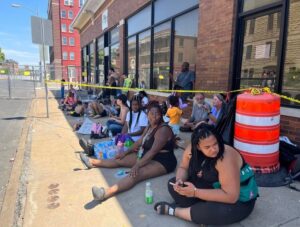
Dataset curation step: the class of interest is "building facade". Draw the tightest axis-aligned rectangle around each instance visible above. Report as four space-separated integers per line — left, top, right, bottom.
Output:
48 0 84 82
72 0 300 145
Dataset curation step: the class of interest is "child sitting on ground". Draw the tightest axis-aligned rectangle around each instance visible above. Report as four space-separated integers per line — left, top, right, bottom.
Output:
166 96 182 136
60 91 77 110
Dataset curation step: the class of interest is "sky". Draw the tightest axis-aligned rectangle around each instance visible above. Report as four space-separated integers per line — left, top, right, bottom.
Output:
0 0 48 66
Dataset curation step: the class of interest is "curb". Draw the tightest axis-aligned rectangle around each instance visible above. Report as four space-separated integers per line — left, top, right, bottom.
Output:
0 99 33 226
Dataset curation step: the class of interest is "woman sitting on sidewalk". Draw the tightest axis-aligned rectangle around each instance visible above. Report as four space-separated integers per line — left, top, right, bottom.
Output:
79 95 148 153
80 102 177 202
154 123 257 225
106 94 129 136
60 90 77 110
121 95 148 142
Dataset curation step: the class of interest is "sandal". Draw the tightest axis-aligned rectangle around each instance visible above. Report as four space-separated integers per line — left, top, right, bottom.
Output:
92 186 106 201
154 201 176 216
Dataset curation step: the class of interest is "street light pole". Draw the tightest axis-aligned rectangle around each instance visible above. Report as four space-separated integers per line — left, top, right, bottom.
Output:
11 3 49 118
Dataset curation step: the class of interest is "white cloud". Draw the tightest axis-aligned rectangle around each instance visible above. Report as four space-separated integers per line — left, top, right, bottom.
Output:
3 48 39 66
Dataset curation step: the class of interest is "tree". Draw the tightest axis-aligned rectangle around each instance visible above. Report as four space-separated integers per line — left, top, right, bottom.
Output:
0 48 5 62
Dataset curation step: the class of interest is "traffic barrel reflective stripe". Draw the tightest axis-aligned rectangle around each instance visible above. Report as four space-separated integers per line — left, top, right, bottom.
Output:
234 92 280 173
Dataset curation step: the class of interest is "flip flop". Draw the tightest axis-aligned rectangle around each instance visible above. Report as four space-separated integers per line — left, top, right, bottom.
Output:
154 201 176 215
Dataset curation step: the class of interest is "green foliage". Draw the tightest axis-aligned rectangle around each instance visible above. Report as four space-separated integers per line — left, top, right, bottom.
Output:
0 48 5 62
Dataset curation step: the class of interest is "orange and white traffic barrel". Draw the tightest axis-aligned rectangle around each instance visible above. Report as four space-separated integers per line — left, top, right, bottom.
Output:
234 92 280 173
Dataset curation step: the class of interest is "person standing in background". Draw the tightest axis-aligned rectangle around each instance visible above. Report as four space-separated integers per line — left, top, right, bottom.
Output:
170 62 195 101
61 79 65 100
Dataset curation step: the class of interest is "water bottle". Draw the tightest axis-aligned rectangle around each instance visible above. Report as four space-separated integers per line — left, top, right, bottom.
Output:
145 182 153 204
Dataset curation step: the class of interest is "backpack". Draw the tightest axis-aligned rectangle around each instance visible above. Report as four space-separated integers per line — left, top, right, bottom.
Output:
90 123 103 139
279 140 300 191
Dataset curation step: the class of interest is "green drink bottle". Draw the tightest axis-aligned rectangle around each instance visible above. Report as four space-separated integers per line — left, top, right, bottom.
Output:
145 182 153 204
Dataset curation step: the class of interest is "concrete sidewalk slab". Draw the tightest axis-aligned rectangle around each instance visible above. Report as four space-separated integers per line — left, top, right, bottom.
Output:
22 91 197 227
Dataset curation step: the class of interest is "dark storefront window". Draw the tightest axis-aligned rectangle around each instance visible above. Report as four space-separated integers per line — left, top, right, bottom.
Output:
243 0 281 12
236 0 299 108
126 0 199 90
110 43 120 73
282 0 300 106
154 0 198 23
127 36 136 87
97 36 105 84
109 27 120 73
174 9 198 78
89 42 95 83
127 5 151 36
82 47 88 82
138 30 151 89
239 11 280 90
153 22 171 90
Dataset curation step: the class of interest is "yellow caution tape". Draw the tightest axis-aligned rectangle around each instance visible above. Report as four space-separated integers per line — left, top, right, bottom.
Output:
46 80 300 104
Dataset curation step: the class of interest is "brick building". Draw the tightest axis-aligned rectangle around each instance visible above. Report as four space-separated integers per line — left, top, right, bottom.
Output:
48 0 84 82
72 0 300 145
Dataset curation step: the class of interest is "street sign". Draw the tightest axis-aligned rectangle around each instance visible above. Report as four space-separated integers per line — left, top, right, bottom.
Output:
31 16 53 46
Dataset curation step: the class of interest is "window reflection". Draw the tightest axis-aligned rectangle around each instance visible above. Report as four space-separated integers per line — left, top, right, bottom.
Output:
154 0 198 23
128 5 151 36
97 36 105 85
240 12 281 91
282 0 300 106
243 0 281 12
138 30 151 89
89 42 95 83
153 22 171 90
127 36 136 87
174 10 198 81
110 43 120 74
82 47 88 82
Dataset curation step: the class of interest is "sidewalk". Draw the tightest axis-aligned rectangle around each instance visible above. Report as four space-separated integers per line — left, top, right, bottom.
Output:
2 89 300 227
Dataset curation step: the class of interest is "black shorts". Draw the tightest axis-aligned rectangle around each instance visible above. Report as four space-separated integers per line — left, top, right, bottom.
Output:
153 152 177 173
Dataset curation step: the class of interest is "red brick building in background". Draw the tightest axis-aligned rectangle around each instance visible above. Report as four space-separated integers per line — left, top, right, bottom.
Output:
48 0 84 82
72 0 300 145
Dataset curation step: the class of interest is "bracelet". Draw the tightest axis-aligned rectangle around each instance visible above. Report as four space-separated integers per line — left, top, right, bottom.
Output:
193 187 197 197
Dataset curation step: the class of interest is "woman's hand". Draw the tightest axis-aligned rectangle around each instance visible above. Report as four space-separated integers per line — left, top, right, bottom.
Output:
174 181 197 198
129 163 140 178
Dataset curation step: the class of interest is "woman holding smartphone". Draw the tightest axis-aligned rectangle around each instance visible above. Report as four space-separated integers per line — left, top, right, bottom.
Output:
154 123 257 225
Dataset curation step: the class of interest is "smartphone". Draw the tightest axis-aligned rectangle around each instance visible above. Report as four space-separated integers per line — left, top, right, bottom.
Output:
169 182 187 187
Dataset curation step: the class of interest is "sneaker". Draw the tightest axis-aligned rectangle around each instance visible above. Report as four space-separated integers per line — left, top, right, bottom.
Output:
92 186 105 201
79 138 94 156
79 153 93 169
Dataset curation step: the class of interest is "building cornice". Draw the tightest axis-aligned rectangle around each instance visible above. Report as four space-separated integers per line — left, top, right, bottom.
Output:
71 0 105 31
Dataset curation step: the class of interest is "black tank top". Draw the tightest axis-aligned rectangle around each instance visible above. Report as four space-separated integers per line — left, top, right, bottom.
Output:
142 123 174 157
188 150 246 189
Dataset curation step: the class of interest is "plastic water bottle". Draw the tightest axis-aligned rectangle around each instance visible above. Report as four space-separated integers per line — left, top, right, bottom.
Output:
145 182 153 204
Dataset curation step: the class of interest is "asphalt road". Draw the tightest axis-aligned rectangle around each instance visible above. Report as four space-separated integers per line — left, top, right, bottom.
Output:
0 79 34 210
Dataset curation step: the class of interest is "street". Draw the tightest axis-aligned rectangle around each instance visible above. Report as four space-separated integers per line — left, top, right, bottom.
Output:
0 79 34 209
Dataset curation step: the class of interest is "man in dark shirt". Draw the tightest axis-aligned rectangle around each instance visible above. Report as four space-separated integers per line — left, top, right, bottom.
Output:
170 62 195 101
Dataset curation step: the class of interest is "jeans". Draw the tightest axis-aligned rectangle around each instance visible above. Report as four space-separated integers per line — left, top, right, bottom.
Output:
61 87 65 99
106 120 123 136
